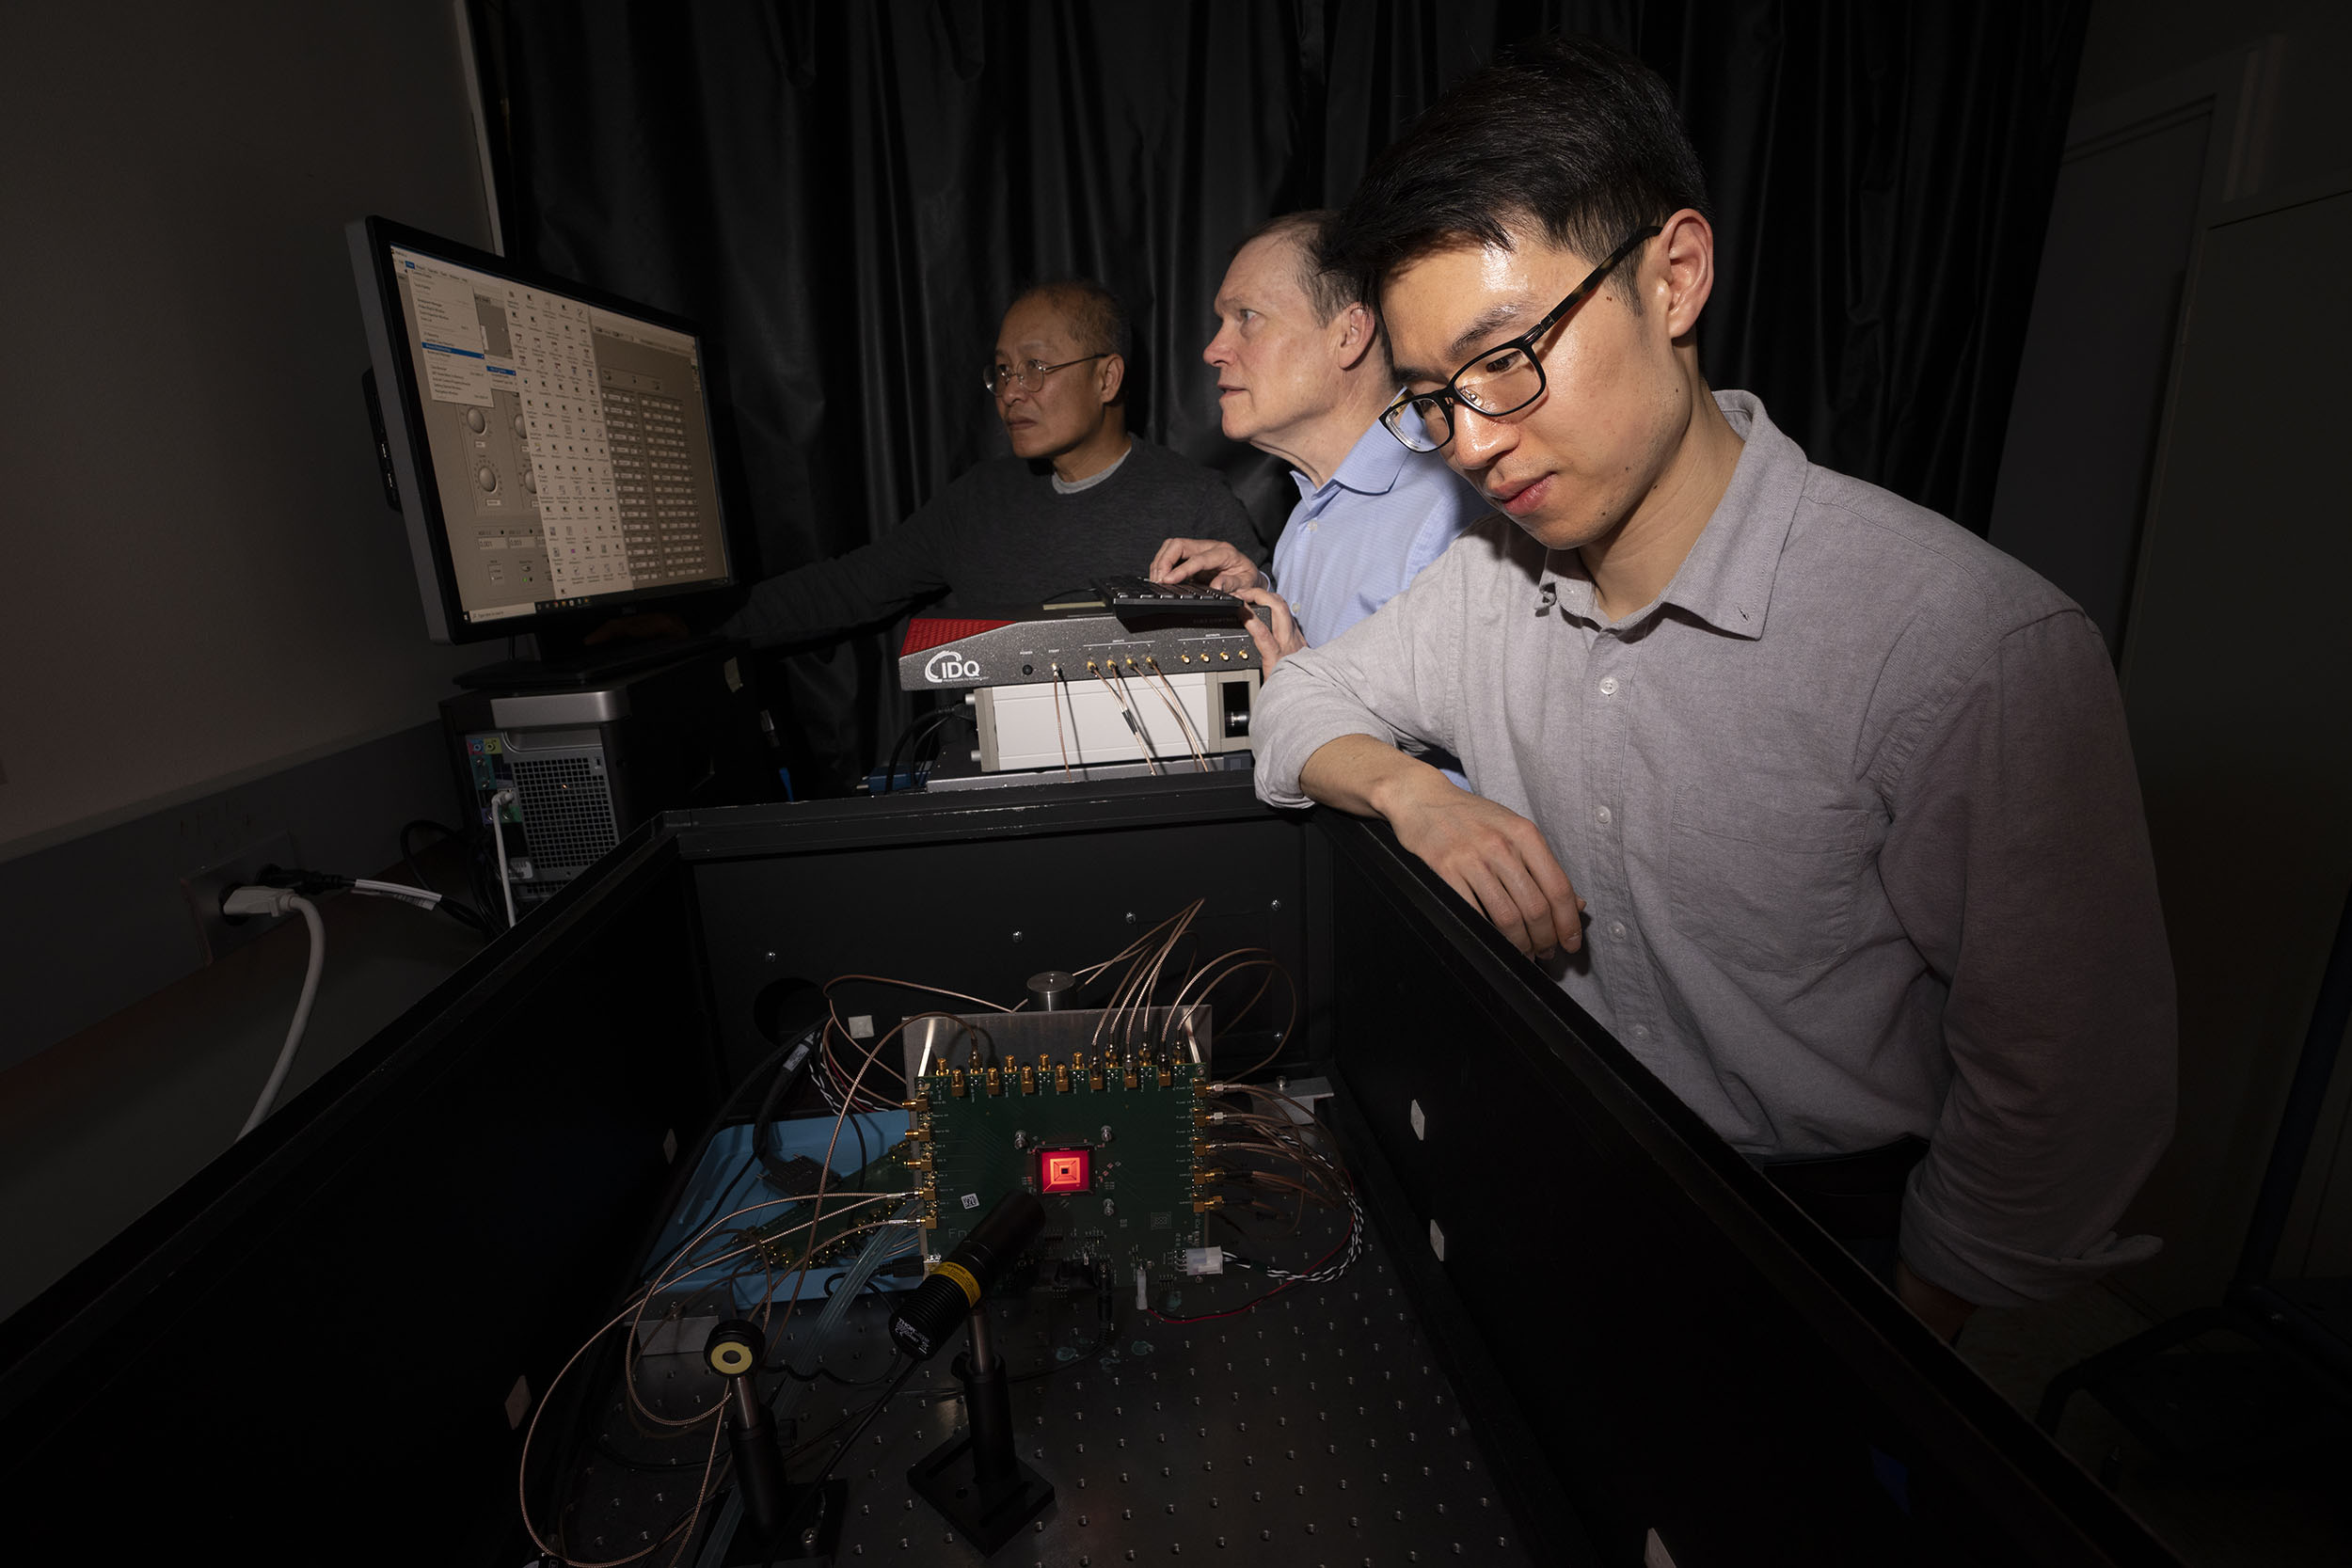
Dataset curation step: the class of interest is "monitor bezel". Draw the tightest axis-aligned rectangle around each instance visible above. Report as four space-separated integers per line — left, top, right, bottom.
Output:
346 214 743 645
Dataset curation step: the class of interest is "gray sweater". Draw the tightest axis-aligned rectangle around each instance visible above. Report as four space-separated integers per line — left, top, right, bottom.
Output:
721 440 1260 646
1254 392 2176 1307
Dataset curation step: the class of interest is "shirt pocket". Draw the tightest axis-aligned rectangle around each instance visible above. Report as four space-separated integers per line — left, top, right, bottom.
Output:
1666 789 1878 975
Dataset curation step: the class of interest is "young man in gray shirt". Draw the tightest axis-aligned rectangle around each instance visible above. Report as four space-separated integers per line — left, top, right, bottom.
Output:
1257 36 2174 1340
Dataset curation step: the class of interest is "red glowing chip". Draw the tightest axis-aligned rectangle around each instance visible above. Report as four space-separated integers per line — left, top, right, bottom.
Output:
1039 1148 1091 1194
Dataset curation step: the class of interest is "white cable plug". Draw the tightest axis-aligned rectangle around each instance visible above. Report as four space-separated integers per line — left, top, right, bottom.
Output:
221 884 296 921
488 788 518 929
230 888 326 1140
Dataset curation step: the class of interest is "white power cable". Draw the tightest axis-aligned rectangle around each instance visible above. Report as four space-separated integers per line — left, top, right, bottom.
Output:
349 878 441 911
487 787 518 928
227 889 326 1140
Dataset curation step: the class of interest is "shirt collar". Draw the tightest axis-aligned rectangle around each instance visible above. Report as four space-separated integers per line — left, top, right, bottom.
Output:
1291 413 1414 504
1660 391 1804 640
1535 390 1803 641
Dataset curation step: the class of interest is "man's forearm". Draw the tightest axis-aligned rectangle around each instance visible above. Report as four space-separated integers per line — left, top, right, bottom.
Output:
720 546 935 649
1296 734 1452 819
1296 734 1583 958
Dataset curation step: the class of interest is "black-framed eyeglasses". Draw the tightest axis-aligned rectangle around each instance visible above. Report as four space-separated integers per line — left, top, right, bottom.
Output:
1378 226 1661 452
983 353 1107 397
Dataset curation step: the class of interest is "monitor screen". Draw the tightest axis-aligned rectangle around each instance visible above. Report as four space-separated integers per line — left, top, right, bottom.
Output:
347 218 737 641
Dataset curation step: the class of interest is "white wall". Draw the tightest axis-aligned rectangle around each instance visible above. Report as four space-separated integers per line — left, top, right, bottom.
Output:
0 3 494 859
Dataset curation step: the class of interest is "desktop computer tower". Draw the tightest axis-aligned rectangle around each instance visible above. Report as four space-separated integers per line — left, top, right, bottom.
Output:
438 647 768 908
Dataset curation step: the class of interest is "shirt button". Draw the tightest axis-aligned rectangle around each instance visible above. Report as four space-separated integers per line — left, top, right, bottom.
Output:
1609 920 1629 941
1597 676 1619 696
1630 1024 1651 1041
1595 805 1613 826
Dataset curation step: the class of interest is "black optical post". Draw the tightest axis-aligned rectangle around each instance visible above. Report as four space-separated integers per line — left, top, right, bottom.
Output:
703 1319 847 1565
889 1191 1056 1553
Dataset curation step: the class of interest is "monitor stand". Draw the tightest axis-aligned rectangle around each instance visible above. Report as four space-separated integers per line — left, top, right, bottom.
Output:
454 634 727 691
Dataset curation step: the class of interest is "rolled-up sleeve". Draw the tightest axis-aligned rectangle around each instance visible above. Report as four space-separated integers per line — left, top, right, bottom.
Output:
1881 610 2177 1305
1251 532 1476 808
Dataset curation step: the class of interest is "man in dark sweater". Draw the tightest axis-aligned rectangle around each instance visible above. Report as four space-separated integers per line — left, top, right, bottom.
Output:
716 280 1260 647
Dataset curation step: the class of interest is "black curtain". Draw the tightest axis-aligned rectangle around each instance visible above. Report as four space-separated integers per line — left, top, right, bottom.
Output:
484 0 2086 786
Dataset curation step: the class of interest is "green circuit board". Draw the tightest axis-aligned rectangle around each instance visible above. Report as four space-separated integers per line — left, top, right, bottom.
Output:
914 1049 1207 1272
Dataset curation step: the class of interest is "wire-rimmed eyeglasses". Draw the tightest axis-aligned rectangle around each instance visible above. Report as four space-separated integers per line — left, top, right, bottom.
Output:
983 353 1107 398
1379 226 1661 453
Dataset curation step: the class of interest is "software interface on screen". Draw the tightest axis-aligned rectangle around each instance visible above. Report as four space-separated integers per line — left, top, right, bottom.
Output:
389 245 732 625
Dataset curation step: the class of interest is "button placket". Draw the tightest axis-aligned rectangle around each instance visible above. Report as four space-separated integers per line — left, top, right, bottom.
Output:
1583 642 1632 968
1583 640 1666 1048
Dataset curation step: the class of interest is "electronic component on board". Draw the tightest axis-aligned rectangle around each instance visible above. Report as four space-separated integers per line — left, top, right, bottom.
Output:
1039 1148 1091 1193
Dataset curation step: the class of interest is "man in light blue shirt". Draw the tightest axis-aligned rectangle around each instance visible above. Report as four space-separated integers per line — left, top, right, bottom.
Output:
1149 212 1486 665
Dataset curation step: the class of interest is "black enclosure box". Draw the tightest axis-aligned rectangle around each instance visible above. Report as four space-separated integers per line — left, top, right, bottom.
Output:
0 778 2178 1565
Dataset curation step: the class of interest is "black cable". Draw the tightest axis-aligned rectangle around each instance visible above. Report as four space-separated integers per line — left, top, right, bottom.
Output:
685 1028 819 1259
769 1352 901 1389
592 1434 724 1473
751 1021 826 1190
847 1105 872 1187
803 1359 917 1486
905 705 968 757
914 705 969 768
878 711 933 795
637 1027 820 1312
469 829 502 932
781 1377 958 1462
396 818 498 937
878 707 971 794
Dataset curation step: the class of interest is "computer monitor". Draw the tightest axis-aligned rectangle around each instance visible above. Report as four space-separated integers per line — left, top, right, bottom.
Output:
346 216 739 644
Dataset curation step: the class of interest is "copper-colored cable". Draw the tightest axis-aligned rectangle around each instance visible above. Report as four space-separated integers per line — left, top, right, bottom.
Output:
1050 662 1075 776
1115 661 1204 771
1142 657 1216 768
1088 661 1163 775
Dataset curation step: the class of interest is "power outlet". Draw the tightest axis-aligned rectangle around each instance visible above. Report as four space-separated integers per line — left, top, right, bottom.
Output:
181 831 300 965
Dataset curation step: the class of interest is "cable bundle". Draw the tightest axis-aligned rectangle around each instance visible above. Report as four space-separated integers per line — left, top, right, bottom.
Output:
1152 1079 1363 1323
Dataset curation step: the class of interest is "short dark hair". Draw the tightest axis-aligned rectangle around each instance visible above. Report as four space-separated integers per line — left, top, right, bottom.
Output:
1235 210 1357 325
1323 34 1709 304
1009 277 1131 362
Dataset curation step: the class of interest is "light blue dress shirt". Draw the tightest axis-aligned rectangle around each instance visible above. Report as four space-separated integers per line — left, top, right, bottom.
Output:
1269 418 1489 650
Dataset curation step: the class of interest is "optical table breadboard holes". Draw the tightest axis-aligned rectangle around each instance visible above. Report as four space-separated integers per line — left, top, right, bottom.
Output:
562 1203 1536 1567
914 1051 1208 1273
